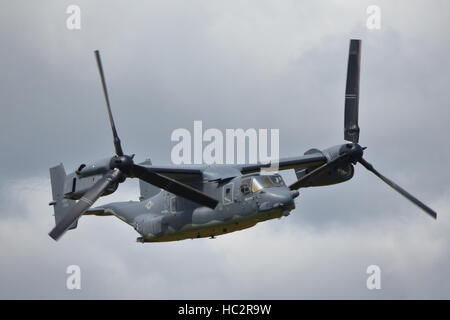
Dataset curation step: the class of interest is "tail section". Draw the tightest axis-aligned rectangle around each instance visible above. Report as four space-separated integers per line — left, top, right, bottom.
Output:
138 159 161 200
49 164 78 230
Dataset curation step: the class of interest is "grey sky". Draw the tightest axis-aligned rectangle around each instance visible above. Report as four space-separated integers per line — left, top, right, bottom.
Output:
0 0 449 299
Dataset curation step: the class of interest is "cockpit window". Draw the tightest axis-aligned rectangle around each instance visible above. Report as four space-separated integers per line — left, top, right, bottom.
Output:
223 183 234 204
240 178 252 195
251 175 285 192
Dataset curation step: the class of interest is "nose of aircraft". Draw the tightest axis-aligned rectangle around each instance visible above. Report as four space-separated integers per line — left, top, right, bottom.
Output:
261 187 296 210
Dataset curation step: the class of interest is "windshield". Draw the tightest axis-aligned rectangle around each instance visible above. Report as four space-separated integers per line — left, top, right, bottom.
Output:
251 175 285 192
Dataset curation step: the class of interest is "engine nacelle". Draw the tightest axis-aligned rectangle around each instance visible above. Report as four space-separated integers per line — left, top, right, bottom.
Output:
294 146 355 187
295 163 354 187
75 158 111 178
62 158 117 200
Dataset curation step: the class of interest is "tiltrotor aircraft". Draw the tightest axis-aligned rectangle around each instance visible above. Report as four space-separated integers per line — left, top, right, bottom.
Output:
48 39 437 242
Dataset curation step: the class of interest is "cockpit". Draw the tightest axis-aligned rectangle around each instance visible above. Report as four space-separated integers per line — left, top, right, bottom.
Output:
240 174 286 194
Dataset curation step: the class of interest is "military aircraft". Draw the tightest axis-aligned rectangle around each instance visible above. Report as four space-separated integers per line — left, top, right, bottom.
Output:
48 39 437 243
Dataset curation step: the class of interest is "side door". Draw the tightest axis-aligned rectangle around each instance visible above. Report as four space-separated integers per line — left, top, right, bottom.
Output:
221 182 235 217
222 182 234 206
162 191 170 214
239 177 256 213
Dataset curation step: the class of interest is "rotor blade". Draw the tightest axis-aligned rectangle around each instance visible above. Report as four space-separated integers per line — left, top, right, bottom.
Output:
344 39 361 143
94 50 124 156
358 158 437 219
48 169 122 241
289 155 344 190
131 164 218 209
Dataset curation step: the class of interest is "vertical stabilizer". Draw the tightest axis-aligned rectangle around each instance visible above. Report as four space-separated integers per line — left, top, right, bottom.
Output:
49 164 78 230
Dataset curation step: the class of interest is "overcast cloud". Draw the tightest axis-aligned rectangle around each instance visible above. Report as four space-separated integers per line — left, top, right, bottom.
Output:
0 0 449 299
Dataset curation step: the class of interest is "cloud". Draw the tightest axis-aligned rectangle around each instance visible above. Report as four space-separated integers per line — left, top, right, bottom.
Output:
0 0 449 299
0 177 448 299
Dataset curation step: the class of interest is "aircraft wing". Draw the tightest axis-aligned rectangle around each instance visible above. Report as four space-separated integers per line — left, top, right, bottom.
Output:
237 153 327 174
136 152 327 181
138 165 204 183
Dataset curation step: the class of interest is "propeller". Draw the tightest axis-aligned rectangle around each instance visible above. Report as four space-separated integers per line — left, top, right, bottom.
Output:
289 39 437 220
48 51 218 241
130 164 218 209
344 39 361 143
49 169 123 240
95 50 124 157
358 158 436 219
